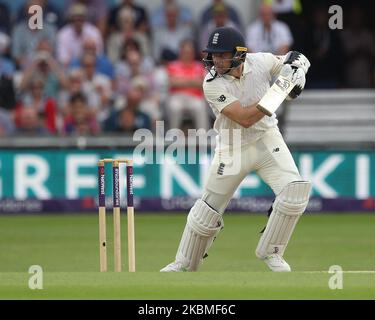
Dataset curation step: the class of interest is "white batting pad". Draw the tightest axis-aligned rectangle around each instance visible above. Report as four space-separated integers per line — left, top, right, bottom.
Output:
256 181 311 258
176 199 223 271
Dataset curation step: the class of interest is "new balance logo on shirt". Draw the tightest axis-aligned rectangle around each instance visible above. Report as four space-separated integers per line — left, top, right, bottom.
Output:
217 95 226 102
217 163 225 175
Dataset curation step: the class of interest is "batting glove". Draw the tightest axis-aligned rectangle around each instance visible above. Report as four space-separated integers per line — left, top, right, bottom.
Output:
287 67 306 100
284 51 311 74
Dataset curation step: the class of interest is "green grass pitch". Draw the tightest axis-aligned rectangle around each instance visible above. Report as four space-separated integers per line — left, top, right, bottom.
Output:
0 213 375 299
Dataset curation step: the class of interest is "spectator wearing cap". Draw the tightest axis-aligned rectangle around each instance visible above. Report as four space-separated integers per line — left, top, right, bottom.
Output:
200 3 241 52
200 0 243 31
65 0 108 36
165 39 209 131
56 3 103 67
106 7 151 63
152 2 193 63
246 3 293 54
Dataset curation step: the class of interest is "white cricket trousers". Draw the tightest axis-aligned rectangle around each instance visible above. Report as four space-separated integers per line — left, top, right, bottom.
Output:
202 127 302 213
166 93 210 130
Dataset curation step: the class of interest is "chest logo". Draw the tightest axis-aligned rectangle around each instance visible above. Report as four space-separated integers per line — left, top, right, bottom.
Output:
217 95 226 102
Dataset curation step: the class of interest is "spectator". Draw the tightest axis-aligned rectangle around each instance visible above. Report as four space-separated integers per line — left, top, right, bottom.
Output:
107 7 151 63
200 3 241 52
63 92 99 135
80 52 112 123
268 0 303 48
70 38 114 79
65 0 108 36
18 39 68 100
16 0 62 29
200 0 243 31
151 0 193 29
114 45 160 127
104 84 151 134
340 6 375 88
246 3 293 54
115 46 154 96
0 33 16 111
152 2 194 63
0 2 11 35
302 5 343 88
12 1 57 69
109 0 149 35
16 76 57 134
165 39 209 131
0 108 14 136
58 69 100 124
56 3 103 66
14 107 50 136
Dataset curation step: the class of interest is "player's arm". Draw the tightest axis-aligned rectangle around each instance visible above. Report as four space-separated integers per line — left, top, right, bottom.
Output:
221 100 265 128
203 81 265 128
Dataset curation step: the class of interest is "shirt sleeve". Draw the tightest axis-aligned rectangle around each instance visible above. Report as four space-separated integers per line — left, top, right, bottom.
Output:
259 52 287 78
203 79 238 113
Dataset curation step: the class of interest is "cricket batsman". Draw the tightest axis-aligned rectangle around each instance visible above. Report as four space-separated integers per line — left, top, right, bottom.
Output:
161 27 312 272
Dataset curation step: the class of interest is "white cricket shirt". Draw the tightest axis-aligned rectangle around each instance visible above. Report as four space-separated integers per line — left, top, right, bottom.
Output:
203 52 284 146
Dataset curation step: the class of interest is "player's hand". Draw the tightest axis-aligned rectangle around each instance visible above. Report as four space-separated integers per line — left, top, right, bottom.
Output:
283 51 310 74
287 67 306 100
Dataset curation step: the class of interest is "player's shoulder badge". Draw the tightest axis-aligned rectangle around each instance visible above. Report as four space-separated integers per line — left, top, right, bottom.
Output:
217 95 226 102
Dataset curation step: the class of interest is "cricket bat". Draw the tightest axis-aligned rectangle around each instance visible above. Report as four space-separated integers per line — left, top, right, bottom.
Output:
257 65 296 117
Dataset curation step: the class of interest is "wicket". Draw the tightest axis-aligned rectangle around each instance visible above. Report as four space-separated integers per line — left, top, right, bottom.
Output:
98 158 135 272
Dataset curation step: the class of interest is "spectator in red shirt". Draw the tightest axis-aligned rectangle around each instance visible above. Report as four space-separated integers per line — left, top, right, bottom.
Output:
165 39 209 130
15 77 57 134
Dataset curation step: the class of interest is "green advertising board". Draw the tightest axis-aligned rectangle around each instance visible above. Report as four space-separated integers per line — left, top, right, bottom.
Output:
0 149 373 200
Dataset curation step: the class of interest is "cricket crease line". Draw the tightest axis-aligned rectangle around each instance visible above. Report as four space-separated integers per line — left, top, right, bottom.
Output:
297 271 375 274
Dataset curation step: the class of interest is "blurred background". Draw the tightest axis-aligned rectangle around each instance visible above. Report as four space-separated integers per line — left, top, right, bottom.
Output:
0 0 374 214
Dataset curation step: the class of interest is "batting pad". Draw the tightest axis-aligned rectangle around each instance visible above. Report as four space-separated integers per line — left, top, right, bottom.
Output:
176 199 223 271
255 181 311 258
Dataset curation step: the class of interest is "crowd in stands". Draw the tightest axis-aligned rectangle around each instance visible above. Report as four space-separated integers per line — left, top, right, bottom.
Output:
0 0 374 137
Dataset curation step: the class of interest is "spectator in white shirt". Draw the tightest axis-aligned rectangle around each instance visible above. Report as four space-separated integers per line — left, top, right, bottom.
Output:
246 3 293 55
56 3 103 66
152 2 193 63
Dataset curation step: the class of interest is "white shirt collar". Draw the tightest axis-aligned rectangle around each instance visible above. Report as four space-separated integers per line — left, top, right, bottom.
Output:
222 58 251 81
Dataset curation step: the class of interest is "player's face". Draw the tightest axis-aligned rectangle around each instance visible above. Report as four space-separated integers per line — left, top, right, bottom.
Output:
212 52 233 75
